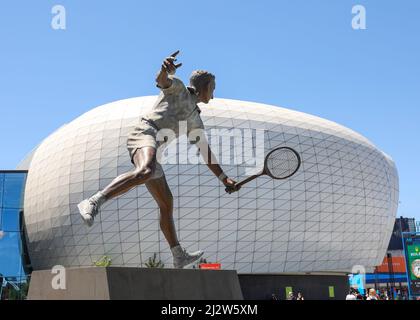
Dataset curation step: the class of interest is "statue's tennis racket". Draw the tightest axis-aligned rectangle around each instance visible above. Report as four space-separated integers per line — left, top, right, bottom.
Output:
225 147 301 194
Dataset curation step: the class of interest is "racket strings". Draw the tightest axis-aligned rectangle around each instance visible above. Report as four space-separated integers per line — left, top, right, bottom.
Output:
266 148 300 179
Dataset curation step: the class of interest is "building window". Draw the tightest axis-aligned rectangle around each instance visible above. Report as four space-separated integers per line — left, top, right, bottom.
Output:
0 171 29 300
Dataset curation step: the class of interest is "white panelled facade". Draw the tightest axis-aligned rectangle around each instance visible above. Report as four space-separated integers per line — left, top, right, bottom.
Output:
21 97 399 273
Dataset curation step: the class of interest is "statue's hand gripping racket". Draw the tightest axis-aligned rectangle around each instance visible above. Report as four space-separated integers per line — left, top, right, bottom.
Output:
225 147 301 194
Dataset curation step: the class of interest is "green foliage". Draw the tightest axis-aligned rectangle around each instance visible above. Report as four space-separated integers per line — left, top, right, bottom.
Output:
93 255 112 267
1 281 30 300
145 253 165 268
19 282 29 300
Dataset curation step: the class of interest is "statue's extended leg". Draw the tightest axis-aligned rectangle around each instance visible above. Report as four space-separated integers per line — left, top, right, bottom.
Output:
102 147 157 199
78 147 156 227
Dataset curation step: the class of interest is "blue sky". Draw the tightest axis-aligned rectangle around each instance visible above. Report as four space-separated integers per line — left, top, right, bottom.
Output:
0 1 419 221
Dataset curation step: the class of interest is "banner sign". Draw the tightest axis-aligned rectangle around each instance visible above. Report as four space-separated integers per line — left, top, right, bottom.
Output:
199 263 221 270
406 244 420 296
376 256 407 273
403 232 420 298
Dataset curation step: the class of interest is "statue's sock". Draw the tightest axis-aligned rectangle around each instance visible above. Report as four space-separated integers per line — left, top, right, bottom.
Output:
89 191 107 208
171 245 183 257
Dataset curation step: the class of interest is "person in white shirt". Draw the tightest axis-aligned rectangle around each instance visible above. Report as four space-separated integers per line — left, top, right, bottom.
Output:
346 289 357 300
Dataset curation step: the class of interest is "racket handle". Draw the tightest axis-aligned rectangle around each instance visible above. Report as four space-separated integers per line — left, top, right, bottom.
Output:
235 174 260 188
225 185 237 194
225 174 261 194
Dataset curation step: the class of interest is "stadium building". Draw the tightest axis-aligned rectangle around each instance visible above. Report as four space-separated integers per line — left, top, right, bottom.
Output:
1 97 399 299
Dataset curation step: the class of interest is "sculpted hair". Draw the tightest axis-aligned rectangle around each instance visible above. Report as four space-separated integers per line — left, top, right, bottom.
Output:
189 70 215 93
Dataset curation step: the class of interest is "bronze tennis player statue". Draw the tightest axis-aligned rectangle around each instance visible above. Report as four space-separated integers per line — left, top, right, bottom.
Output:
78 51 239 268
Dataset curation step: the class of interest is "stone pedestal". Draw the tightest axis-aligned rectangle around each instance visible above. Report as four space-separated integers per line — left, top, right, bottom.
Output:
27 267 244 300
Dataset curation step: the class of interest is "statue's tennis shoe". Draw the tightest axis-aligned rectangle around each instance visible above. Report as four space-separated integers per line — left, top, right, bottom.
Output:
77 199 99 227
172 245 204 269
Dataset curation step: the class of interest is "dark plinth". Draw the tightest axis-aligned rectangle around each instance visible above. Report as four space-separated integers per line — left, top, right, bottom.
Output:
28 267 244 300
238 273 349 300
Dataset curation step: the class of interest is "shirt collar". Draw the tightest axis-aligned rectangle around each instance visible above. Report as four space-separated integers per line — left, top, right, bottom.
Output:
187 86 197 96
187 86 201 112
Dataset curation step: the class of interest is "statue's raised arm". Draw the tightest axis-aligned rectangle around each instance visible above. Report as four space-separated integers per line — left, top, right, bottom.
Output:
155 50 183 89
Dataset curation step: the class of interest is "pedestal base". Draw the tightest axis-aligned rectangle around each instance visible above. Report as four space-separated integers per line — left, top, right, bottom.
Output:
27 267 244 300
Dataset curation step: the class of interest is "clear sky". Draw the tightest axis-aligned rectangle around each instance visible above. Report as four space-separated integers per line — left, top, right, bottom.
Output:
0 1 419 222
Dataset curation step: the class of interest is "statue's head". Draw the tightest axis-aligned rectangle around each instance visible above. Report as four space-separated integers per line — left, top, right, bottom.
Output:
189 70 216 104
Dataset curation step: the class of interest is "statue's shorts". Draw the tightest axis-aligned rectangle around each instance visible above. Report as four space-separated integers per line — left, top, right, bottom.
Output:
126 118 164 180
